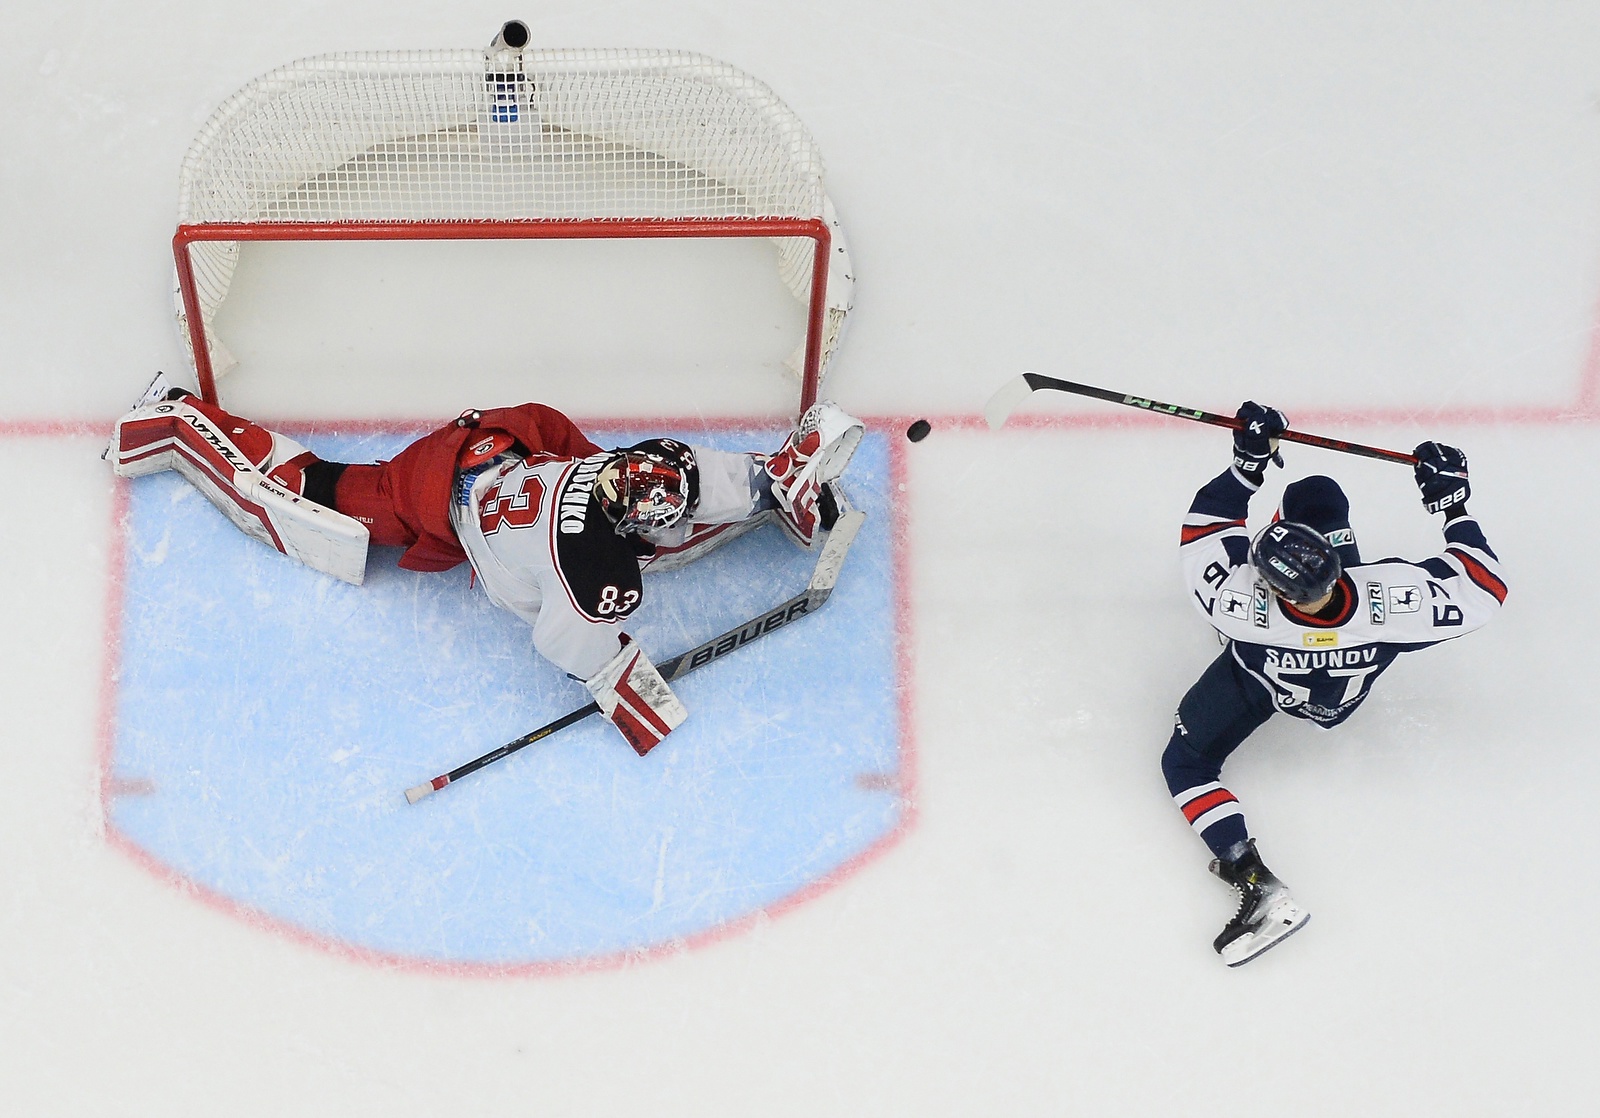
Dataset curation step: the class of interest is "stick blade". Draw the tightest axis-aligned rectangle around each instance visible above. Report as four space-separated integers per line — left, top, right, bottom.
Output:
983 373 1037 430
808 507 866 597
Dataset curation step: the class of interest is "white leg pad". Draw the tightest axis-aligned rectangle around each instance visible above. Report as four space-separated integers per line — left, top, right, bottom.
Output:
110 400 369 585
639 511 775 574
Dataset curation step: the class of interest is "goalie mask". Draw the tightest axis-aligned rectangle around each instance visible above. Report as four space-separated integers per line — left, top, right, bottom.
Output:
595 451 692 535
1250 521 1341 605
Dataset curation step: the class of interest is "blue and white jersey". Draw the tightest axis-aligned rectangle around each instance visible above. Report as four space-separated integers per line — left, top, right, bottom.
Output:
1180 467 1507 727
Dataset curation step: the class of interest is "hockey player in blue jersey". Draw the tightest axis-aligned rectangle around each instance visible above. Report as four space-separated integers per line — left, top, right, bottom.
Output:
1165 402 1507 966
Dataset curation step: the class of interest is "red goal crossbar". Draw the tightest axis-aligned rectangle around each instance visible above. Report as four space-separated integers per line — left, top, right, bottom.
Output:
174 216 833 414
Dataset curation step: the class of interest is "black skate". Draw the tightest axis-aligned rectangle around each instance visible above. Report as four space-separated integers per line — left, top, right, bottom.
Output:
1209 840 1309 967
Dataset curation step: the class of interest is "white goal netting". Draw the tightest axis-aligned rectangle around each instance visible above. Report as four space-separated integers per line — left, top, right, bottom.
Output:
175 40 853 405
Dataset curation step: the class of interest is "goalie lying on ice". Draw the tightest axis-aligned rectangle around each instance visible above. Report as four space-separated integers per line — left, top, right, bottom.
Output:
106 374 864 755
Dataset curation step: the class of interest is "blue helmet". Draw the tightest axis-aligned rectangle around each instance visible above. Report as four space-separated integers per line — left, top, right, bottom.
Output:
1250 521 1341 604
1279 475 1361 567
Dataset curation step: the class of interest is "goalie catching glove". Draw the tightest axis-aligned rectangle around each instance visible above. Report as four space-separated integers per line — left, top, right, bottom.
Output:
584 636 687 756
764 401 865 548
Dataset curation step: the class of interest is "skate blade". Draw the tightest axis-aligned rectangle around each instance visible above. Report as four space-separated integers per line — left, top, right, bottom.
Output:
1221 905 1311 968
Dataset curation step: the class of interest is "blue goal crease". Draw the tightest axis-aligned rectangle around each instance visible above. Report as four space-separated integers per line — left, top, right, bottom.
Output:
107 427 902 966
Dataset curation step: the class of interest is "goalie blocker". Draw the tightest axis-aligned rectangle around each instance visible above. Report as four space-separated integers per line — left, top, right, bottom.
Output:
583 637 688 755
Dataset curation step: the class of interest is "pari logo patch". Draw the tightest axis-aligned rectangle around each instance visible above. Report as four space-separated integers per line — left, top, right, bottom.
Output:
1367 581 1386 625
1267 556 1298 581
1252 583 1271 628
1302 631 1339 648
1388 585 1422 613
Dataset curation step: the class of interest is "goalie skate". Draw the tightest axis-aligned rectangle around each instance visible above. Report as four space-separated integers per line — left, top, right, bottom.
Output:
1210 841 1310 968
766 401 864 548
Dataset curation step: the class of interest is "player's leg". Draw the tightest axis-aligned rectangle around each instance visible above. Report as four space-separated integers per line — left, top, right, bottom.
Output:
1162 651 1272 859
108 378 370 584
322 462 422 549
325 417 517 560
1161 649 1309 966
112 381 313 489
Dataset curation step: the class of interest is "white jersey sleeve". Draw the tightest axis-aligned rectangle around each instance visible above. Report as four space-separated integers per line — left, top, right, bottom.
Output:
1179 467 1258 623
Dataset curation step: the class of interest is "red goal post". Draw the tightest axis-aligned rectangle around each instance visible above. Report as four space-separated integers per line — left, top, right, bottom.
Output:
173 32 853 415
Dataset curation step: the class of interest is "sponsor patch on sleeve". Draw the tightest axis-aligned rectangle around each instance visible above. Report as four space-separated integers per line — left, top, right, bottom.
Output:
1388 585 1422 613
1219 589 1251 619
1366 581 1385 625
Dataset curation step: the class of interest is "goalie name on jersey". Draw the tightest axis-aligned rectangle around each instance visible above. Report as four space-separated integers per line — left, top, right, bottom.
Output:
559 454 612 535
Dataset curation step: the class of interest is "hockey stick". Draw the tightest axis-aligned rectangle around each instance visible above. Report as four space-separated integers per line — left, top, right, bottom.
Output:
403 507 867 804
984 372 1418 466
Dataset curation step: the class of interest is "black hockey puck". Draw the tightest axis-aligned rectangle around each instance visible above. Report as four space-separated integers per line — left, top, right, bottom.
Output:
906 418 932 443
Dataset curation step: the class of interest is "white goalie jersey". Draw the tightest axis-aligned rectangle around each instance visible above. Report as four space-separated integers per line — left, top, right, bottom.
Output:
450 445 766 681
1181 468 1508 727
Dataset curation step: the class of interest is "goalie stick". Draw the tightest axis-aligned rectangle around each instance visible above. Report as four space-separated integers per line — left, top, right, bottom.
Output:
984 372 1418 466
403 507 867 804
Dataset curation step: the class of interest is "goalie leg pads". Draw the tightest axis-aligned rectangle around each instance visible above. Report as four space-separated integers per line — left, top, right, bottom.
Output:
638 512 774 573
764 401 864 548
635 447 775 572
584 637 688 756
108 393 370 585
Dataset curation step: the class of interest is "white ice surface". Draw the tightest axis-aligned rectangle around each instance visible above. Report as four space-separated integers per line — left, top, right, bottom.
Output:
4 2 1600 1114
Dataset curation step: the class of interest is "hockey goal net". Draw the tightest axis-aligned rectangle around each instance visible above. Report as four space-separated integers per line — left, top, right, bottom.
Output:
174 25 853 413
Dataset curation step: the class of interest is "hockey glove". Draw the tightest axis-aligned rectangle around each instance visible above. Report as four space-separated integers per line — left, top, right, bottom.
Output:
1413 441 1470 514
585 635 687 756
1232 402 1288 481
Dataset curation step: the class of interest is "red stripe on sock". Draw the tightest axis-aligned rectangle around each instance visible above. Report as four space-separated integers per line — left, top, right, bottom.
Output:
1181 788 1239 823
